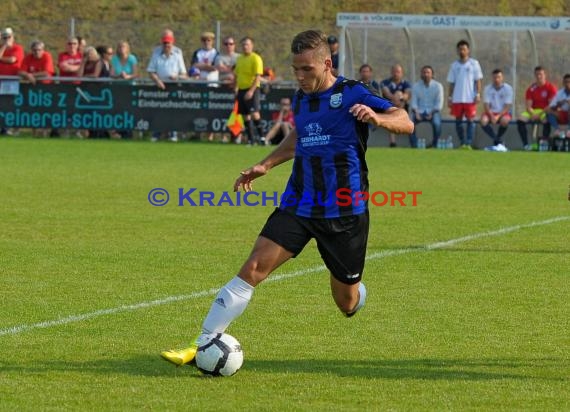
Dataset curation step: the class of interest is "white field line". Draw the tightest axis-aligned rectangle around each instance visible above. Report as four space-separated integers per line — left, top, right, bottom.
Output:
1 216 568 337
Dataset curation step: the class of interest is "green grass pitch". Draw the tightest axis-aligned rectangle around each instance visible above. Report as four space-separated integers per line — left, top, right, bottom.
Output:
0 137 568 411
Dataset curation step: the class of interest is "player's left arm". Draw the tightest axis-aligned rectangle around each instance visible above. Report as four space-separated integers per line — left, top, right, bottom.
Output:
475 79 482 103
350 105 414 135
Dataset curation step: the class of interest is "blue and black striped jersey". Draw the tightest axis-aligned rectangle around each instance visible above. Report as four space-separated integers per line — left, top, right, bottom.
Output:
279 77 394 218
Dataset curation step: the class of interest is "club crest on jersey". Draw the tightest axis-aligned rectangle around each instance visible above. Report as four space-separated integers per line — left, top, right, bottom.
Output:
330 92 342 108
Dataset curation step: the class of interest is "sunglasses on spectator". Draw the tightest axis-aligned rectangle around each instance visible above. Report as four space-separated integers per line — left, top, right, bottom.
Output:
224 42 234 45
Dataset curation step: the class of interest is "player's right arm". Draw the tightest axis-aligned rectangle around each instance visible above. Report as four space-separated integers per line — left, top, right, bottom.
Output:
234 128 297 192
447 83 455 107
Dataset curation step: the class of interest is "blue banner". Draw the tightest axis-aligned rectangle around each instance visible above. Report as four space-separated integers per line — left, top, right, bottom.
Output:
0 80 296 133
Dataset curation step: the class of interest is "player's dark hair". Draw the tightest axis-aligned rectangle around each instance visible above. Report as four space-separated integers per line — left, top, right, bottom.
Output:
359 63 373 72
421 65 434 75
291 30 328 57
456 39 470 49
564 73 570 81
534 65 545 72
492 68 503 75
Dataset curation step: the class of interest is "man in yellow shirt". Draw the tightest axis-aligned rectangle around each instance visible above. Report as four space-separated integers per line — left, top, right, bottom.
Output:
234 36 264 145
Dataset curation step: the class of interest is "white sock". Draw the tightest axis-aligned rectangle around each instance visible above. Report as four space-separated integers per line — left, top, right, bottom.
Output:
346 282 367 317
355 282 367 312
201 276 254 334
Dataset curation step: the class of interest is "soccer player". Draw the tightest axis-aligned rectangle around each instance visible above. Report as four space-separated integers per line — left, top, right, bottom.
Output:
480 69 513 152
161 30 414 366
516 66 557 150
447 39 483 149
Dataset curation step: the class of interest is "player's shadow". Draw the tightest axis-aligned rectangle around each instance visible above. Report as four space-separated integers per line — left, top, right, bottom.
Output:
245 357 567 381
0 355 202 378
2 356 566 381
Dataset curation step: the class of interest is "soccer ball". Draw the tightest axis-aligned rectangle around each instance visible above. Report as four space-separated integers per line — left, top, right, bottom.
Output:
196 333 244 376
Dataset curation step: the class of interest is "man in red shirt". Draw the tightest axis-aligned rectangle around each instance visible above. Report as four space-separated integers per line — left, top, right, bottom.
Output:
516 66 557 150
58 36 82 78
265 97 295 145
0 27 24 76
0 27 24 135
19 40 55 84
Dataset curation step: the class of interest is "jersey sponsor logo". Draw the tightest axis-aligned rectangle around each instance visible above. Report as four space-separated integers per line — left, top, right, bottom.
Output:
305 122 322 136
330 92 343 108
346 273 360 279
300 122 331 147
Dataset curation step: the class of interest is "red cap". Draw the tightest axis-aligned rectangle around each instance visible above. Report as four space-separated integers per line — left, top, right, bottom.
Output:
161 34 174 43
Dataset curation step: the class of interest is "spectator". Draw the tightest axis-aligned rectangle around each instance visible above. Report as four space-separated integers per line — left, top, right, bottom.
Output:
147 31 186 89
0 27 24 75
58 36 82 78
447 39 483 149
214 36 239 87
90 45 116 139
191 31 219 85
516 66 557 150
265 96 295 146
381 64 412 147
151 29 182 59
110 40 139 81
0 27 24 136
327 35 339 76
78 46 102 78
480 69 513 152
234 36 264 145
18 40 55 138
96 45 113 78
409 65 444 148
188 67 201 79
546 73 570 140
18 40 54 85
147 30 187 142
76 46 102 138
358 64 380 94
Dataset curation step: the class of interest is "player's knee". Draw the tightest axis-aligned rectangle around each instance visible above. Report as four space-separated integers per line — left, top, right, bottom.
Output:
238 258 268 286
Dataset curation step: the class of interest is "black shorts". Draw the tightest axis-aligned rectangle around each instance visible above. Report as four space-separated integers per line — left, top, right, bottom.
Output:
260 208 369 285
237 88 261 116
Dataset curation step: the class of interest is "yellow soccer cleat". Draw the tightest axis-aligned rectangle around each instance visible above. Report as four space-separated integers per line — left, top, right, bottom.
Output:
160 345 197 367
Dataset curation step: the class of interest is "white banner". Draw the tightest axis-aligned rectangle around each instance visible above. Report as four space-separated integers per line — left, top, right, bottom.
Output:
337 13 570 32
